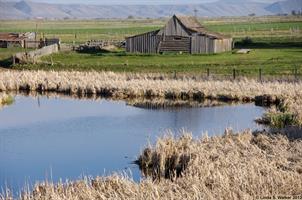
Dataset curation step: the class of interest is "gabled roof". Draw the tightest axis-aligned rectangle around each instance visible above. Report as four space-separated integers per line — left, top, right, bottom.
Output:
126 15 232 40
175 15 205 32
0 33 27 42
126 29 160 39
174 15 231 39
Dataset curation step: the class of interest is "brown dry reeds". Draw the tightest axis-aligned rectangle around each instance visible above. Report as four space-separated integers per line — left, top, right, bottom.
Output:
4 130 301 200
126 98 232 109
0 70 302 127
0 93 14 109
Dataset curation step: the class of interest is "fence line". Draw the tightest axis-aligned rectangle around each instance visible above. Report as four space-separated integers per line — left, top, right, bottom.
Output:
14 44 59 64
171 67 301 82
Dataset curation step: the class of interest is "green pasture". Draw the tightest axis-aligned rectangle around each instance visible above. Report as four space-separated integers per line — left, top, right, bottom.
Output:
0 16 301 43
10 48 301 77
0 16 301 77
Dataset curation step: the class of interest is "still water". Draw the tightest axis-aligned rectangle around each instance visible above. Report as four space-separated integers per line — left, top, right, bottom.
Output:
0 95 265 192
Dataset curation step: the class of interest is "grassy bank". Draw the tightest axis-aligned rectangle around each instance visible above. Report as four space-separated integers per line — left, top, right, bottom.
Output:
5 130 301 200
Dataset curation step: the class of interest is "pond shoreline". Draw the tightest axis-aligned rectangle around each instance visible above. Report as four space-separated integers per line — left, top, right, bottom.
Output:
1 70 302 130
1 70 301 199
0 70 300 118
0 70 301 132
7 130 302 200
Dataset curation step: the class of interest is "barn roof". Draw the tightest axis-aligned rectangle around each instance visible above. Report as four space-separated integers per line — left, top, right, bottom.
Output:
174 15 231 39
126 29 160 39
126 15 231 40
0 33 27 42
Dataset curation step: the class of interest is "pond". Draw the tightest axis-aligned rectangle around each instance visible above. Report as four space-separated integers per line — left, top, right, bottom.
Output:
0 94 265 193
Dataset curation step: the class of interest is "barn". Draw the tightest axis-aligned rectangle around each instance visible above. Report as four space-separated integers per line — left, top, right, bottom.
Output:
126 15 233 54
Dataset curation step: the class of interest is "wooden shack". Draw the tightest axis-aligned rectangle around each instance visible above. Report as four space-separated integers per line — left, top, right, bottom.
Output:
0 32 37 48
0 33 26 48
126 15 233 54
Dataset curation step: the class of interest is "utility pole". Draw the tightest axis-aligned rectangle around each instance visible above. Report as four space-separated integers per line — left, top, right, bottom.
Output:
35 22 38 40
35 22 38 49
194 9 198 18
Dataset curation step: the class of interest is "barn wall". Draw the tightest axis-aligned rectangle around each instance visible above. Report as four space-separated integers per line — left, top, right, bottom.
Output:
191 35 232 54
126 31 161 53
213 38 233 53
158 16 189 37
191 35 215 54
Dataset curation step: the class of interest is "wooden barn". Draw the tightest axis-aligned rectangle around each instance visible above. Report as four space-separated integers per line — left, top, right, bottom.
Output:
126 15 233 54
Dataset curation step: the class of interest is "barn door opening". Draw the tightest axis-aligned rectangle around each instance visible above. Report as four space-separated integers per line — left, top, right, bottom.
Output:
159 36 191 53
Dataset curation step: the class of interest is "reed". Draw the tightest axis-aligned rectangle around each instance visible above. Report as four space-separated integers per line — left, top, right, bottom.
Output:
0 93 14 109
0 70 301 127
3 130 301 200
126 98 233 109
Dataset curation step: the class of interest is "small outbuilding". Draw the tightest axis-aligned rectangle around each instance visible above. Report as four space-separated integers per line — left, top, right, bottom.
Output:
0 33 27 48
126 15 233 54
0 32 37 48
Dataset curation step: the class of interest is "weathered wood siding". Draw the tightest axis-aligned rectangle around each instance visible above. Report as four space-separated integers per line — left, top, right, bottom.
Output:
191 35 214 54
158 16 189 37
126 31 161 53
191 35 232 54
213 38 233 53
159 36 191 53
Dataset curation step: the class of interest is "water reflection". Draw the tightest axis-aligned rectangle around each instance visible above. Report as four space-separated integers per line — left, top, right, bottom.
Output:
0 95 265 193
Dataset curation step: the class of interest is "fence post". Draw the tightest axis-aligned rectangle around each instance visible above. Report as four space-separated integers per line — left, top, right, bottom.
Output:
294 67 298 81
233 68 236 80
50 55 54 66
207 68 210 77
259 68 262 82
173 70 177 79
12 55 15 65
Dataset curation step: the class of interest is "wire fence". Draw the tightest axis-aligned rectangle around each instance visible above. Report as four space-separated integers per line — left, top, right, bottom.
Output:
167 67 301 82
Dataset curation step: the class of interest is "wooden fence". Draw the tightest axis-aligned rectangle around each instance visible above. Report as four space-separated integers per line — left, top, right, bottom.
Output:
14 44 59 64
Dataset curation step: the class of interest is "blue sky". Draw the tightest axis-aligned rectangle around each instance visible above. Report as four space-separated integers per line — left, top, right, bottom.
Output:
6 0 284 5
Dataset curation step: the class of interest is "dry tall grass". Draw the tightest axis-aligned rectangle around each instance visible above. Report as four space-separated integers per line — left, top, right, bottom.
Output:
0 93 13 109
3 130 301 200
0 70 302 126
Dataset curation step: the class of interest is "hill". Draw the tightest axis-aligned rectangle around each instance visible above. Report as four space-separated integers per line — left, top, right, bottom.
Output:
0 0 300 19
265 0 302 14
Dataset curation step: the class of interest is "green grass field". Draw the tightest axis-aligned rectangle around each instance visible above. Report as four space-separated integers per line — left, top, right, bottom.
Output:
0 16 302 76
0 16 301 43
12 48 301 77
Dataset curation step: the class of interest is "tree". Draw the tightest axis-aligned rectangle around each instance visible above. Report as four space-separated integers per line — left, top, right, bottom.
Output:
291 10 297 16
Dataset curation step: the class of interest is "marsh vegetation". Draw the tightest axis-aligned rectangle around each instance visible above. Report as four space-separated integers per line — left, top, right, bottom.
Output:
3 130 301 200
1 70 302 127
0 15 302 200
0 93 14 109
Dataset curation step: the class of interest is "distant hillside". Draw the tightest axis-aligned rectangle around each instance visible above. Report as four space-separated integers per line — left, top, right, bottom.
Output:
0 0 300 19
265 0 302 14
